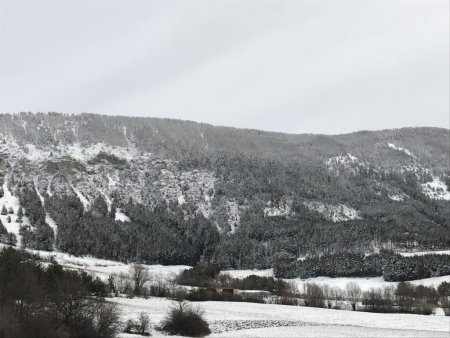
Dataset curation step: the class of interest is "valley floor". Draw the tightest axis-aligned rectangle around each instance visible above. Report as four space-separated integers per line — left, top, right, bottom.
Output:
8 244 447 293
113 297 449 338
2 244 449 337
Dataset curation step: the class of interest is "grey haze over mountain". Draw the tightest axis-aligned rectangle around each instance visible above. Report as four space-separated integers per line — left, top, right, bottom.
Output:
1 0 449 134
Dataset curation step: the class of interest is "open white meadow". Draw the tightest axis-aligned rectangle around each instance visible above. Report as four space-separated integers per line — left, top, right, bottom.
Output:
113 297 449 337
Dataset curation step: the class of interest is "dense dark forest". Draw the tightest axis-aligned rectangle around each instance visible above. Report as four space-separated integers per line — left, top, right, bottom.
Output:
273 250 450 281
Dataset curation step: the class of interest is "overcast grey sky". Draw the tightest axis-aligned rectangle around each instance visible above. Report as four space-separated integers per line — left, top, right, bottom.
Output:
0 0 448 134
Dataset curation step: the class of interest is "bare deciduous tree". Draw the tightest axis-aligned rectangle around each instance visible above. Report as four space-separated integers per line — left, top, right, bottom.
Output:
346 282 361 311
130 263 151 296
304 283 325 308
138 312 151 334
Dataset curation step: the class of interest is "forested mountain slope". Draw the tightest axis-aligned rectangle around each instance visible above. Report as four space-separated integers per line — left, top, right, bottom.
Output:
0 112 448 269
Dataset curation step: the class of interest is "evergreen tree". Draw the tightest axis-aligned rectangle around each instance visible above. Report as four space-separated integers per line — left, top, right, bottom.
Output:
0 218 6 235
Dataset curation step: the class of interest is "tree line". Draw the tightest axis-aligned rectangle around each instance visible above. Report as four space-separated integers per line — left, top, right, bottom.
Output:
274 250 450 281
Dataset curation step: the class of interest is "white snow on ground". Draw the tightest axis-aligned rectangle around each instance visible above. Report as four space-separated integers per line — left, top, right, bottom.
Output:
220 268 450 293
107 174 117 187
177 194 185 205
398 250 450 257
325 153 369 176
115 208 130 222
45 214 58 233
71 184 90 210
209 325 447 337
326 153 361 167
292 275 450 293
5 243 448 293
10 247 190 282
33 177 58 243
388 193 409 202
222 269 274 279
304 201 362 222
1 244 448 336
96 187 113 212
387 143 415 158
24 144 52 162
221 267 449 293
220 267 450 292
46 178 54 197
263 200 291 217
0 175 30 245
34 177 45 204
421 177 450 201
2 243 448 294
63 142 139 162
2 138 144 167
112 297 449 337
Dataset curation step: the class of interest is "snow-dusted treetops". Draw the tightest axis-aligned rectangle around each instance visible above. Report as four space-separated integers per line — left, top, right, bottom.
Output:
0 112 449 270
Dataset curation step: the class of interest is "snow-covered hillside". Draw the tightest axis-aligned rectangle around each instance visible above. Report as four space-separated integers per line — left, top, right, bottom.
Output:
0 114 449 270
0 175 31 244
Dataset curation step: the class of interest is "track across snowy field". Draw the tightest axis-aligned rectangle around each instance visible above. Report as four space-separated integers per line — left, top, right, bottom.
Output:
112 297 449 337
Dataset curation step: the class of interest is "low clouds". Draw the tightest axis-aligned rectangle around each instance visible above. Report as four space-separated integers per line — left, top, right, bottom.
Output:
0 0 448 134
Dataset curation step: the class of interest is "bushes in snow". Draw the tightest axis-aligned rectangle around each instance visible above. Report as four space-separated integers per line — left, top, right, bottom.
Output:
160 300 210 337
124 312 151 336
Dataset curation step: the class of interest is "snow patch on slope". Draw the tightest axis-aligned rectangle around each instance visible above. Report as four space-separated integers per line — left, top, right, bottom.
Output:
325 153 368 176
388 193 409 202
157 169 216 218
421 177 450 200
264 200 291 217
3 138 141 165
34 177 45 204
304 201 362 222
326 153 361 167
0 175 30 245
115 208 130 222
71 184 90 210
63 142 139 162
398 250 450 257
34 177 58 247
387 143 415 158
178 195 186 205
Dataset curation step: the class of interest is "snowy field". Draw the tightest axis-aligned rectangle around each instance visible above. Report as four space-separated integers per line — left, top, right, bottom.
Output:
291 275 450 293
398 250 450 257
113 297 449 337
222 268 450 292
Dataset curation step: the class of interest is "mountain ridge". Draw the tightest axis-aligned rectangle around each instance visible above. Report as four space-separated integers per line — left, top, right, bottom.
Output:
2 111 447 136
0 112 448 269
